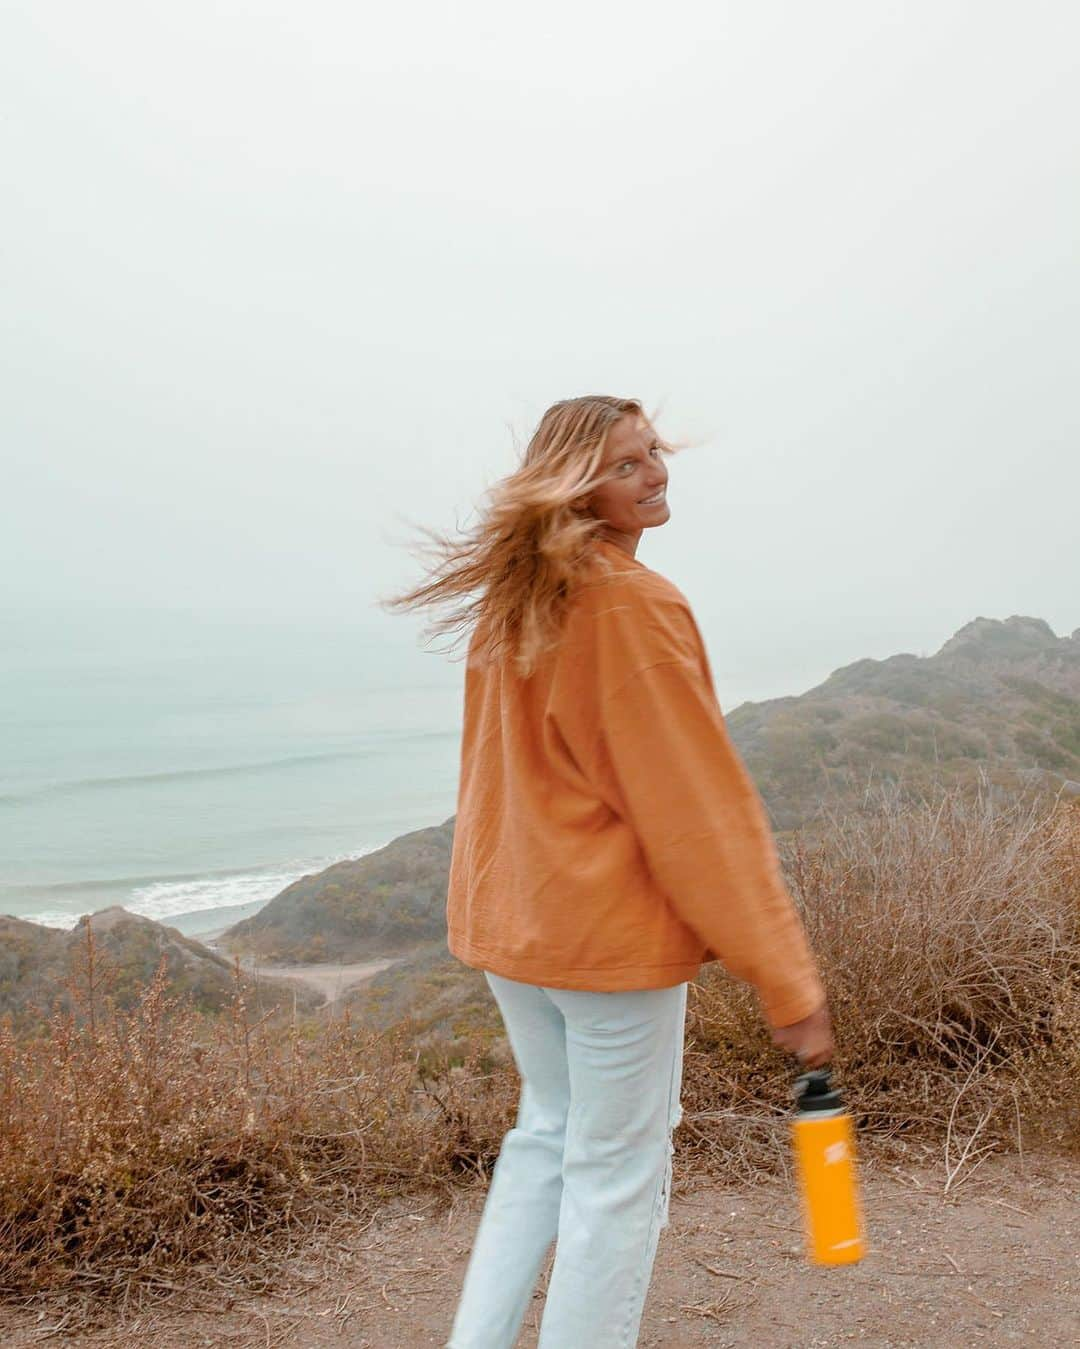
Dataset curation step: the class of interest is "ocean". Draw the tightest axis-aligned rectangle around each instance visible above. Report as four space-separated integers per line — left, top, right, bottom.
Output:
0 608 464 936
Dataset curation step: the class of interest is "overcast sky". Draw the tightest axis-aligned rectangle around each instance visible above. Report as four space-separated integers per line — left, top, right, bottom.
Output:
3 2 1078 704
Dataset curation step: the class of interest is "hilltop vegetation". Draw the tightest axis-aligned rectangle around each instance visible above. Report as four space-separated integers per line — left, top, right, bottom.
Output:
1 786 1076 1317
223 819 455 962
345 938 500 1061
0 907 319 1034
730 615 1080 830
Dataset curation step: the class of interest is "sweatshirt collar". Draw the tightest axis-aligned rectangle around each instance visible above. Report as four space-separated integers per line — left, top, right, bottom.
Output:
594 537 647 570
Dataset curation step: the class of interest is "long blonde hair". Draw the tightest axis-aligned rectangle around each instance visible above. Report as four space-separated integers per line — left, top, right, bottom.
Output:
379 395 679 679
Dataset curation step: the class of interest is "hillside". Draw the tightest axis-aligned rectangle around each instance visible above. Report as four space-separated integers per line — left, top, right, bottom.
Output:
223 817 455 962
221 615 1079 972
2 782 1076 1330
0 907 320 1031
728 614 1080 830
344 938 500 1053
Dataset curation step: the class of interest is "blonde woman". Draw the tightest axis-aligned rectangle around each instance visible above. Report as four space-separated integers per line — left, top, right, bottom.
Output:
385 395 832 1348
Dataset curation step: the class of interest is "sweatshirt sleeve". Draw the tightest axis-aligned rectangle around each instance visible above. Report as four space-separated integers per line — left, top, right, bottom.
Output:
596 611 826 1028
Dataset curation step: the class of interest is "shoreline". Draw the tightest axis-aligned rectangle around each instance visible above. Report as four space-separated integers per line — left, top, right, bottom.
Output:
5 844 392 941
7 896 274 939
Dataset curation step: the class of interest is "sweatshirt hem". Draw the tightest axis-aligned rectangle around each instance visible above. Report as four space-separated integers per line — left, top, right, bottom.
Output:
447 929 704 991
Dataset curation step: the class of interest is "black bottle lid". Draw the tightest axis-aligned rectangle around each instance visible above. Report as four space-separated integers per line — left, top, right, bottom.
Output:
794 1066 845 1115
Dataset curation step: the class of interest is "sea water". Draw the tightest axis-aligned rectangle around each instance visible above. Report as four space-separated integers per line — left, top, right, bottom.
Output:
0 607 464 935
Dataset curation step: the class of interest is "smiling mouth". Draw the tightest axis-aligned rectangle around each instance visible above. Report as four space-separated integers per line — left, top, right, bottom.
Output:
639 489 667 505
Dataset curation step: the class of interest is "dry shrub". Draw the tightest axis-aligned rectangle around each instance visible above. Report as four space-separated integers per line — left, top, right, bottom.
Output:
0 934 517 1315
680 782 1080 1181
2 784 1077 1314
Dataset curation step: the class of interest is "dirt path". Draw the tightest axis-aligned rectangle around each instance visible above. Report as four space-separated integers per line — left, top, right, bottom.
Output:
5 1152 1076 1347
240 957 398 1004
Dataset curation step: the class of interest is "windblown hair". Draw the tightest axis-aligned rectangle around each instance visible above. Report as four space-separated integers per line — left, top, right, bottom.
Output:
380 395 679 679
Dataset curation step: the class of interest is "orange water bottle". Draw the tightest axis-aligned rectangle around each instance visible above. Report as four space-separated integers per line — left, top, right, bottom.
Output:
791 1067 866 1265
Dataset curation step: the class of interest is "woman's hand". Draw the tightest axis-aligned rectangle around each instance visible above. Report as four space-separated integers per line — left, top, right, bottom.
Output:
771 1002 834 1069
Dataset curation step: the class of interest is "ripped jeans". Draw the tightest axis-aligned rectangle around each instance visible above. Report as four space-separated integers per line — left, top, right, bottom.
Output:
446 972 688 1349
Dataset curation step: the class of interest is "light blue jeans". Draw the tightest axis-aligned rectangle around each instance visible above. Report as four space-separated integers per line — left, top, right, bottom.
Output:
446 971 688 1349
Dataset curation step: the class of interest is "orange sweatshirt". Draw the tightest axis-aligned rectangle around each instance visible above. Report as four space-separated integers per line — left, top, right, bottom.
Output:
446 538 825 1028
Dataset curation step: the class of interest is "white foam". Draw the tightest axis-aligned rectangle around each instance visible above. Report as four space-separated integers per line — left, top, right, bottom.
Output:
29 848 378 931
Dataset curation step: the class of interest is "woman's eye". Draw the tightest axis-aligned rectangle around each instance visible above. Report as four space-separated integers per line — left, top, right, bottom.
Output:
618 448 660 469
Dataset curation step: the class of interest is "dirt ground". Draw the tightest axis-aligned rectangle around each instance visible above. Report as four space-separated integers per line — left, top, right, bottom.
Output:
4 1152 1077 1347
224 956 399 1004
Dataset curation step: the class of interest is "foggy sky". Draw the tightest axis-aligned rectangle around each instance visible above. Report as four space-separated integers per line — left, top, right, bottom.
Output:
3 2 1078 706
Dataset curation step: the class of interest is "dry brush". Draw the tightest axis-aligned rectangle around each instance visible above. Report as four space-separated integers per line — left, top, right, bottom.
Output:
0 783 1076 1316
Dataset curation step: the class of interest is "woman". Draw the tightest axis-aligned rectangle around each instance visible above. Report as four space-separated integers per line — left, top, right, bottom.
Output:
385 395 832 1348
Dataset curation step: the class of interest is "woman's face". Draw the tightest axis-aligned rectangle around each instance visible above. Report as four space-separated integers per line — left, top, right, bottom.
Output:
585 414 670 550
